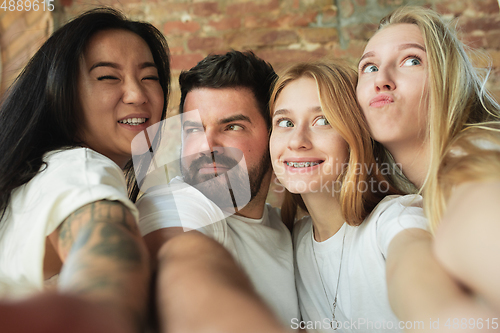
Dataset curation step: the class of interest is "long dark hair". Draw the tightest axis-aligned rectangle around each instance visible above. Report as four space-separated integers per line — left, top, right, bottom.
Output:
0 7 170 218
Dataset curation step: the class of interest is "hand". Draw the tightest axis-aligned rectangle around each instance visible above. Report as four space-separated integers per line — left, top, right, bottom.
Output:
0 292 135 333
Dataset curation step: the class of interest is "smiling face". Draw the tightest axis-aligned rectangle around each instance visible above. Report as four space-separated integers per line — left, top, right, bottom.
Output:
78 29 164 168
356 23 429 152
270 77 348 195
181 87 271 207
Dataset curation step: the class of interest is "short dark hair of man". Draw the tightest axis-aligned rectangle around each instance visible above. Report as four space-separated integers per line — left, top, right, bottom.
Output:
179 50 277 130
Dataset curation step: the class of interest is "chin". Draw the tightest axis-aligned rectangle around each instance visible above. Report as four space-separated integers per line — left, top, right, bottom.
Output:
282 180 310 195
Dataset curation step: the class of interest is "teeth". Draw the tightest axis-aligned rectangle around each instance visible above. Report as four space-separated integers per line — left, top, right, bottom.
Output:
286 161 320 168
118 117 147 125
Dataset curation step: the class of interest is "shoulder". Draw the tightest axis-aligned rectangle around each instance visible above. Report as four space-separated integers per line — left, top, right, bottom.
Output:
42 148 124 180
371 194 425 221
44 147 113 163
6 148 136 236
365 194 428 235
138 177 220 215
137 178 227 235
44 147 121 167
37 148 128 196
363 195 428 256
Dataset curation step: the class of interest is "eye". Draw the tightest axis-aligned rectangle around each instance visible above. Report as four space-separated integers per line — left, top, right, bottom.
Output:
226 124 244 131
184 127 202 134
143 76 160 81
276 119 294 128
313 117 329 126
403 56 421 66
362 64 378 73
97 75 119 81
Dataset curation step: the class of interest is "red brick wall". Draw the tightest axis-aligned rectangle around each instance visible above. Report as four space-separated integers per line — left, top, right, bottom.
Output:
0 10 53 95
56 0 500 114
1 1 498 206
2 1 499 108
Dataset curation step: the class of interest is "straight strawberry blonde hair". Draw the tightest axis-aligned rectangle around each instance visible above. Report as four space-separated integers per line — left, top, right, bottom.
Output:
270 62 401 229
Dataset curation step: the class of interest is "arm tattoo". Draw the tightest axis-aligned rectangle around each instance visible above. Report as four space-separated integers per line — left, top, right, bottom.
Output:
56 200 149 332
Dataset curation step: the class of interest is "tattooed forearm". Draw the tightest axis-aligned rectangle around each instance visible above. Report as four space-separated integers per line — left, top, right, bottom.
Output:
57 201 140 260
55 200 150 333
91 223 143 264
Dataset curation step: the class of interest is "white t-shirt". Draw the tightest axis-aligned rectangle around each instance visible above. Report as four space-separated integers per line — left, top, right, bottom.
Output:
137 178 300 325
0 148 138 298
293 195 428 333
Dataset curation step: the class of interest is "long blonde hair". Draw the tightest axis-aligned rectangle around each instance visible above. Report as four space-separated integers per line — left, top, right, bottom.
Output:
376 6 500 232
270 62 401 229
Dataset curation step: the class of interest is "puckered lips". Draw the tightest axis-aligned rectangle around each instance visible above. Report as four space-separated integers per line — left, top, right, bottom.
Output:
117 113 151 131
369 94 394 108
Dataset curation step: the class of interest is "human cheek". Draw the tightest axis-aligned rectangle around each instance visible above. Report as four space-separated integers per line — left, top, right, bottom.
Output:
356 88 375 125
149 86 165 121
180 146 195 171
355 83 369 111
269 133 286 177
233 139 254 165
269 130 283 157
181 137 201 159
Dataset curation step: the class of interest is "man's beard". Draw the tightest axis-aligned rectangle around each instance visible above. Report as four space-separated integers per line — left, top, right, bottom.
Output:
181 148 271 212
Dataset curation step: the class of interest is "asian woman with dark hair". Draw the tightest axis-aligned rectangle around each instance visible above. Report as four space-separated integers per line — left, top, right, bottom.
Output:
0 7 170 332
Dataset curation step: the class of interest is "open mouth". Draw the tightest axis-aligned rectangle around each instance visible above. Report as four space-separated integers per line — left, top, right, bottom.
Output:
285 161 323 168
118 117 148 126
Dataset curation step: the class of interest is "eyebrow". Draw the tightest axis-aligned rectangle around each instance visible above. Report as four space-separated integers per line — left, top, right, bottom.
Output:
399 43 426 52
358 51 375 65
358 43 426 65
89 61 157 72
182 114 252 129
182 120 202 129
272 106 322 117
273 109 289 117
218 114 252 125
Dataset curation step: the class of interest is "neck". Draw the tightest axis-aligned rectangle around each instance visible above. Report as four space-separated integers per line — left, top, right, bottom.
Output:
235 170 272 219
302 188 344 242
387 139 430 190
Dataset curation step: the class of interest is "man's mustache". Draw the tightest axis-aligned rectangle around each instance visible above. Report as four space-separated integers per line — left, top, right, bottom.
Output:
188 153 239 176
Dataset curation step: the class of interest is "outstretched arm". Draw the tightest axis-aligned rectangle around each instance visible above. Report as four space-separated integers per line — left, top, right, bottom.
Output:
149 230 290 333
434 181 500 315
387 228 497 332
0 292 134 333
49 200 150 333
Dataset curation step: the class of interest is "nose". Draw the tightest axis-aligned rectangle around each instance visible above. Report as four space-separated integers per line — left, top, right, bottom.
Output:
122 78 148 105
198 128 225 156
288 124 312 151
374 67 396 92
